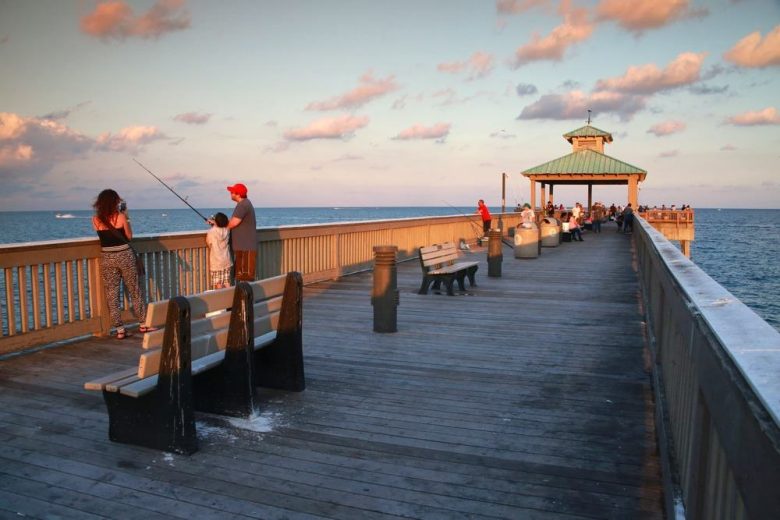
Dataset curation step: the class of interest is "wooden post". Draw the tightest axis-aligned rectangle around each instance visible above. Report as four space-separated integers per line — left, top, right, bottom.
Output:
628 177 638 208
541 183 546 214
587 184 593 215
549 184 555 206
530 180 536 210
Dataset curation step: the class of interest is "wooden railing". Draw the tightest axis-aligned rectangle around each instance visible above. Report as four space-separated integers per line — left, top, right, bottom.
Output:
634 215 779 519
0 213 522 354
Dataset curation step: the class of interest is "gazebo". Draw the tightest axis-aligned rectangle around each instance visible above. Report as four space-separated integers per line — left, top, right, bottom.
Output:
522 125 646 211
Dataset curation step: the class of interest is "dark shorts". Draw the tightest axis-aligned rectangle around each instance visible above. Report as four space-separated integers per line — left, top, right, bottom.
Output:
482 219 491 233
234 250 257 281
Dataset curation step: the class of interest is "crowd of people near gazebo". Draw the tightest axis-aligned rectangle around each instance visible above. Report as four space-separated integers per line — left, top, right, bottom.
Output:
536 200 692 238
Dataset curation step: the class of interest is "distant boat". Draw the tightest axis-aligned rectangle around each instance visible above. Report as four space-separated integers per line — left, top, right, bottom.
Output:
161 213 168 217
55 213 77 219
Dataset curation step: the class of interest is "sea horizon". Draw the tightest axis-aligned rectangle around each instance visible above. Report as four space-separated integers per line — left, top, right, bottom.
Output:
0 207 778 332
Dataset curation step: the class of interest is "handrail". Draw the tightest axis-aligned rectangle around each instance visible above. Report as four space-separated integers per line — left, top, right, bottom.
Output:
0 212 522 354
634 215 779 519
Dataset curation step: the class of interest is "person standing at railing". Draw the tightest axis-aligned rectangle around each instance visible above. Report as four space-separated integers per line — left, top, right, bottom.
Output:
225 183 257 281
92 189 153 340
477 199 492 238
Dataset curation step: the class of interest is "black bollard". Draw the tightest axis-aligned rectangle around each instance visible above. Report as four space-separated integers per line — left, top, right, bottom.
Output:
488 229 503 277
372 245 399 333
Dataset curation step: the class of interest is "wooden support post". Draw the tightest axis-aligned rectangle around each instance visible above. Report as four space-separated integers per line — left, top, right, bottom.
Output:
541 183 546 214
530 180 536 211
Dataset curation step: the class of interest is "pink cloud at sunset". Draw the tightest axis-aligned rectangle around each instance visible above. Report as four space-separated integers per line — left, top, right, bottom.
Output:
173 112 212 125
80 0 190 41
96 125 167 151
510 0 594 68
596 0 701 32
495 0 547 15
392 123 451 141
594 52 706 94
517 90 645 121
0 112 92 175
647 120 686 136
284 115 370 141
306 73 399 111
725 107 780 126
724 25 780 68
437 52 495 80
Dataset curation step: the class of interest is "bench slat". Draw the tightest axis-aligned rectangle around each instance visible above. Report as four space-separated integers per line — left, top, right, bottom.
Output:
143 274 288 328
137 311 281 378
83 367 139 391
118 330 279 398
142 295 283 350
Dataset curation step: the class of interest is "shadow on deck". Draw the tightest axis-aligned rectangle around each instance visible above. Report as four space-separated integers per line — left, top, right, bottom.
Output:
0 224 664 519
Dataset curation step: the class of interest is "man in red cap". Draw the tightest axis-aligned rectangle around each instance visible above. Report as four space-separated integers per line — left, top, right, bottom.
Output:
226 183 257 281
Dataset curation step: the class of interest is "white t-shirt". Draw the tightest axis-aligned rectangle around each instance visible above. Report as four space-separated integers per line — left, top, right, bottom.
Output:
206 227 232 270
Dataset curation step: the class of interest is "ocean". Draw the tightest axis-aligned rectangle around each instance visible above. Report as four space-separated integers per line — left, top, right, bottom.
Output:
0 207 778 331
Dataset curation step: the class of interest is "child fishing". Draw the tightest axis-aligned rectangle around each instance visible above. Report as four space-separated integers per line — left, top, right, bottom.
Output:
206 212 233 289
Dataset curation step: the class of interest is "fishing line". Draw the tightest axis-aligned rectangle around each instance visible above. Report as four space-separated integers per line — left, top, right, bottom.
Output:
133 159 209 221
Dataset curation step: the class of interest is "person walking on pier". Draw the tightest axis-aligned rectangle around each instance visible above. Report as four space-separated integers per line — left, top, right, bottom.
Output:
477 199 492 238
623 203 634 234
226 183 257 281
568 213 583 241
92 189 152 340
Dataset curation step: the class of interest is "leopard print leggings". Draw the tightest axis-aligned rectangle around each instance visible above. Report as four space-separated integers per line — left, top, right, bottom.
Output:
100 248 146 329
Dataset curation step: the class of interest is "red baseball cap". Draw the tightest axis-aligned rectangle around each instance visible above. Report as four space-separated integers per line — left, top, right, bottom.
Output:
226 183 247 197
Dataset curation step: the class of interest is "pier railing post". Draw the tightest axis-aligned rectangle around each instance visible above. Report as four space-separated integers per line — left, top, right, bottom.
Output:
487 229 503 277
372 246 399 333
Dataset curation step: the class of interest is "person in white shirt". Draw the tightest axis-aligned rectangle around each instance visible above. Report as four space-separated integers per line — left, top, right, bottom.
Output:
206 212 233 289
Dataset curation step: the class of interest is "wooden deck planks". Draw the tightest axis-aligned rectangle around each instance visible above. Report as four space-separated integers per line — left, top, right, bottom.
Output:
0 226 664 519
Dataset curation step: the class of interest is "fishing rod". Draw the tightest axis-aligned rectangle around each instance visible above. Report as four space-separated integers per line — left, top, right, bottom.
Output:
133 159 209 222
442 201 514 249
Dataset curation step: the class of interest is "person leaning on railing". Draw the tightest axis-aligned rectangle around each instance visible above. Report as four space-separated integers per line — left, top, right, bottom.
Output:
91 189 156 340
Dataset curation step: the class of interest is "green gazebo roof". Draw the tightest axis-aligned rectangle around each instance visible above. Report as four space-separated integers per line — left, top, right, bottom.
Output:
562 125 613 143
522 149 646 176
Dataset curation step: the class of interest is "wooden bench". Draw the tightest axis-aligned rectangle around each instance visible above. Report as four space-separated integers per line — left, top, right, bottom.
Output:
418 242 479 296
84 272 304 454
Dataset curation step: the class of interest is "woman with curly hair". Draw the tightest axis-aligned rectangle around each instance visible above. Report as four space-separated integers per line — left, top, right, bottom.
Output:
92 189 154 339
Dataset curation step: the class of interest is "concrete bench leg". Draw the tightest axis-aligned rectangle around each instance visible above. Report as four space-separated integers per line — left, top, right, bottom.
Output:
418 275 434 295
104 296 198 455
467 266 478 287
194 282 257 418
255 272 306 392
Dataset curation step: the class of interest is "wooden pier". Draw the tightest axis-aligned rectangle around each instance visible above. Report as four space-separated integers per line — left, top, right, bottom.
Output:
0 227 665 519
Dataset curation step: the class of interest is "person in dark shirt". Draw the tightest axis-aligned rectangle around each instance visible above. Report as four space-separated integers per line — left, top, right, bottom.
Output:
92 189 153 339
225 183 257 281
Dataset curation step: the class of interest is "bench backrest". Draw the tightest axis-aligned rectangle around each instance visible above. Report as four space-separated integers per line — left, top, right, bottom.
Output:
419 242 460 272
137 274 289 378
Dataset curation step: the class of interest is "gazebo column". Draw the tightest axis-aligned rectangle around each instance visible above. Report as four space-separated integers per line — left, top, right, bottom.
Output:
587 184 593 215
541 183 546 212
628 177 638 208
530 180 536 210
549 184 554 206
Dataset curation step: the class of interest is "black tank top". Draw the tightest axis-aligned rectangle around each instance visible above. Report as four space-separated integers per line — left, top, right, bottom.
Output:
97 228 129 250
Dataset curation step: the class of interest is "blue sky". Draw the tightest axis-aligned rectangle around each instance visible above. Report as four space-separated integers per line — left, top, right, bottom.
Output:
1 0 779 210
